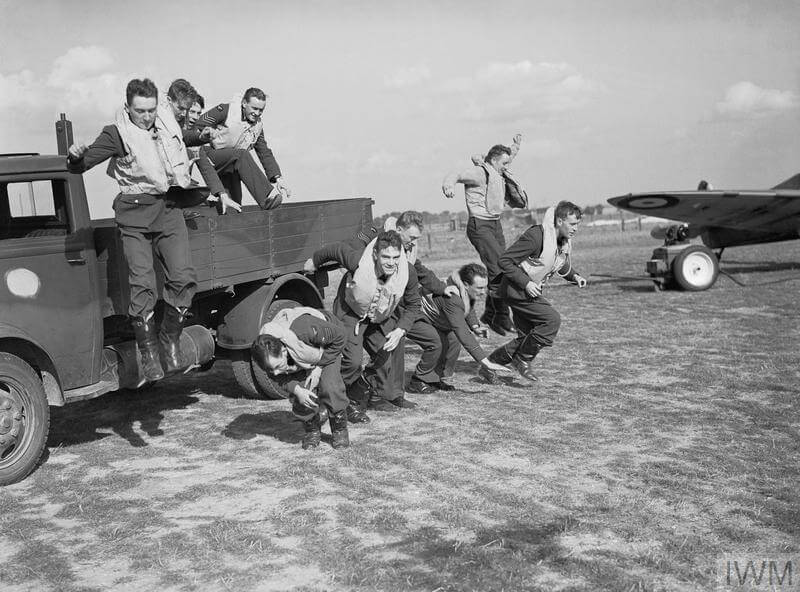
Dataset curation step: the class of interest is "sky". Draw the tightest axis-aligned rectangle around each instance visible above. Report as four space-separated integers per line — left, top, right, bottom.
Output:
1 0 799 218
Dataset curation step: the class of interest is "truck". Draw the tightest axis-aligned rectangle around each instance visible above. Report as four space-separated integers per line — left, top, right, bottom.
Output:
0 115 372 485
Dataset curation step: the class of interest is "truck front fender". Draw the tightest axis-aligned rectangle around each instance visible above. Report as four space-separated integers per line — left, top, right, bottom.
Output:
0 326 64 406
216 273 323 350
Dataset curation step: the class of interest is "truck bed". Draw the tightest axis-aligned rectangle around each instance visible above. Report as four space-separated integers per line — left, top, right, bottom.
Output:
93 198 372 318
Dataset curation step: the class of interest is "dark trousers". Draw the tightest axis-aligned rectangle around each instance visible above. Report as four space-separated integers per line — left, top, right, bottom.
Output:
340 314 397 401
502 296 561 360
466 217 510 323
114 196 196 318
435 329 461 378
205 147 275 208
384 319 442 395
289 356 349 419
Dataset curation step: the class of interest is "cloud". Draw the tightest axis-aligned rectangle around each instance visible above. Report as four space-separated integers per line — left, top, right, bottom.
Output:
438 61 600 123
715 81 798 119
384 65 431 89
0 69 46 112
47 46 115 87
0 46 133 131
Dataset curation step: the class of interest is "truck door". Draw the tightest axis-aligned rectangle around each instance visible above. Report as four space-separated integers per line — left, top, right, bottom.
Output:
0 175 102 390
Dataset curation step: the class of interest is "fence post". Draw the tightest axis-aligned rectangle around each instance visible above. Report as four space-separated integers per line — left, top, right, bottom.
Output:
427 232 432 250
620 212 625 232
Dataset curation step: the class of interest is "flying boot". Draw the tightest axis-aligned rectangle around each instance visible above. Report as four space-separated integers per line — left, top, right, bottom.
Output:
510 343 542 382
487 342 515 366
345 375 372 423
160 304 189 374
131 313 165 384
301 414 322 449
329 410 350 449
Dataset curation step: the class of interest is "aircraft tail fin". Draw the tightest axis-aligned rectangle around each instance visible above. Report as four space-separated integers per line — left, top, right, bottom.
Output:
771 173 800 190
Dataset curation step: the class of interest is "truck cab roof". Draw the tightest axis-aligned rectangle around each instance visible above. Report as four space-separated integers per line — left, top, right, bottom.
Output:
0 154 67 176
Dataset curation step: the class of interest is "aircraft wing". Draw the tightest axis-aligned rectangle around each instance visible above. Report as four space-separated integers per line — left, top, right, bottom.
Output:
607 188 800 233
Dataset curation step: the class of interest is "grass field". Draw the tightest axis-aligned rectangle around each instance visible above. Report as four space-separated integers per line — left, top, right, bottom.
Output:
1 228 799 592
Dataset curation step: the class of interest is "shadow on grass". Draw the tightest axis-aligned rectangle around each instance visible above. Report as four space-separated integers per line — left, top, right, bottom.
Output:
222 410 302 444
336 517 663 592
49 388 199 448
721 260 800 274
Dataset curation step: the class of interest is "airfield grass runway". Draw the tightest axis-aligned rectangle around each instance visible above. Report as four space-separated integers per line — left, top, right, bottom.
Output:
1 225 798 592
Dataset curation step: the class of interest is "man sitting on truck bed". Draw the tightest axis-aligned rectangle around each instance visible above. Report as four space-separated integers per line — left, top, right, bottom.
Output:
308 230 422 418
251 306 351 450
67 77 202 384
191 87 289 210
165 79 241 215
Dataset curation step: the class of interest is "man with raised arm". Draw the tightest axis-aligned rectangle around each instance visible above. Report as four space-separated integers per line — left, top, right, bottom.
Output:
442 134 522 337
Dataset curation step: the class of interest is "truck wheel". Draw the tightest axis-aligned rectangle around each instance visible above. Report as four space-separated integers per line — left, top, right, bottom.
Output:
0 353 50 486
672 245 719 291
230 299 301 400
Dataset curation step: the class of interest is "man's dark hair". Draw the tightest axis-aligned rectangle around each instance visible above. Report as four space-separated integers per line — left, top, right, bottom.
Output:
195 94 205 109
126 78 158 105
243 87 267 102
251 334 284 373
374 230 402 254
458 263 487 286
554 201 583 222
396 211 424 231
167 78 197 104
484 144 511 164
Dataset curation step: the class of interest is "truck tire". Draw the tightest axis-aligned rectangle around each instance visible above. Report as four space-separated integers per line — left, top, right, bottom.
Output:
230 299 301 400
672 245 719 291
0 353 50 486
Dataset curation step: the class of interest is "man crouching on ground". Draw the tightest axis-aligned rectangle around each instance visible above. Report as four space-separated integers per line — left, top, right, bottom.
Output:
308 230 422 417
252 306 351 450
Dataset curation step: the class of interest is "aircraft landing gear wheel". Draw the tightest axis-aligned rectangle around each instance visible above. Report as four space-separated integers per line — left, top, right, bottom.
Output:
0 353 49 486
672 245 719 291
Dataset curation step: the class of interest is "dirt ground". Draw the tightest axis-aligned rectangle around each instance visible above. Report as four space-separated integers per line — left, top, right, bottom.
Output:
1 229 798 592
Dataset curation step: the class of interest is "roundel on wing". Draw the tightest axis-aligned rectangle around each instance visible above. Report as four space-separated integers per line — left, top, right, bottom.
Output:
619 195 680 210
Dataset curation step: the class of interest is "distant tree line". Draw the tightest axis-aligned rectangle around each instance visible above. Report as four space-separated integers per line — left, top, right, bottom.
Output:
374 204 610 228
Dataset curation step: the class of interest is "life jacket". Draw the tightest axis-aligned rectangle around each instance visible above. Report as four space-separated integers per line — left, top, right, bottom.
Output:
465 163 506 219
520 206 571 284
258 306 327 369
478 164 528 209
344 236 409 323
106 105 192 195
382 216 417 263
210 95 264 151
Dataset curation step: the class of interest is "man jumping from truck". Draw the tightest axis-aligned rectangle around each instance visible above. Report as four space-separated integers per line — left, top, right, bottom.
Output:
192 87 290 210
67 78 202 384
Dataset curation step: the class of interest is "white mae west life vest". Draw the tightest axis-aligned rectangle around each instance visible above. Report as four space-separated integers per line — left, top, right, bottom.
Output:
258 306 327 369
210 95 264 151
520 206 571 284
465 163 506 219
106 104 192 195
344 236 409 323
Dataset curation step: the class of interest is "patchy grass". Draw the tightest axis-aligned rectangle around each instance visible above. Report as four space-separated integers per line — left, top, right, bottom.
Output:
1 235 798 591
